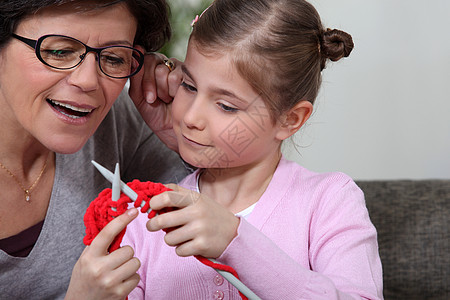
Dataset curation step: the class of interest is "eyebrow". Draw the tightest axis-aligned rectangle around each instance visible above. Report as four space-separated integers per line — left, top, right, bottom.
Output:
181 64 194 81
102 40 134 47
181 64 249 105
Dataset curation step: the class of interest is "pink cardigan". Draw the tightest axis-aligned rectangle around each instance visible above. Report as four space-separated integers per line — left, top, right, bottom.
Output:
122 157 383 299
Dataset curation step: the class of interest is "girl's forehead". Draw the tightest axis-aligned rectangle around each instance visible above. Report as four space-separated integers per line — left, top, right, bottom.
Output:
185 44 242 85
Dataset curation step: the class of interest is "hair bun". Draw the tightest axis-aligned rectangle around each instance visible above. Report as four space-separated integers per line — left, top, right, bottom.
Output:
321 28 354 61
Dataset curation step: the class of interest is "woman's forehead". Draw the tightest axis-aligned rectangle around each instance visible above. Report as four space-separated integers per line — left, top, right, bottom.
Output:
17 2 136 42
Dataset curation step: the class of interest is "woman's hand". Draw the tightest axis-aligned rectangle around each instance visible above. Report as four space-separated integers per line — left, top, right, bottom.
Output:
129 52 183 152
65 208 140 300
146 184 240 259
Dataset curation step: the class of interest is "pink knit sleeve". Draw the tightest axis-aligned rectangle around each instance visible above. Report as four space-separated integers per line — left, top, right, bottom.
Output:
216 179 383 299
121 211 148 300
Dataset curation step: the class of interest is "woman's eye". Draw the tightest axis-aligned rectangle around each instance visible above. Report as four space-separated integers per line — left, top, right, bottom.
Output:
101 55 125 66
181 81 197 92
42 49 74 59
218 103 238 113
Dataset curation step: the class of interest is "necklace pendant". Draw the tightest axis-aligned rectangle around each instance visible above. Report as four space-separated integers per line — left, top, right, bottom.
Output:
25 190 30 202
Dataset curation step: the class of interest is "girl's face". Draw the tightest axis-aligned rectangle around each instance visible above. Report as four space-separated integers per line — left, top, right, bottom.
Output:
0 3 137 154
172 42 287 170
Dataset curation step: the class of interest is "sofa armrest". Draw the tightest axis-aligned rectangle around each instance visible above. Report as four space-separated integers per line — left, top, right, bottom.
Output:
356 180 450 300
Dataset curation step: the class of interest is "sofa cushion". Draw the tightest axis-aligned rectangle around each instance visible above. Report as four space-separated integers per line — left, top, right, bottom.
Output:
356 180 449 300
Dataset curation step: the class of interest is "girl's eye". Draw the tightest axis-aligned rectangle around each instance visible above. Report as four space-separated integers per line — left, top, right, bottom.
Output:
218 103 238 113
181 81 197 92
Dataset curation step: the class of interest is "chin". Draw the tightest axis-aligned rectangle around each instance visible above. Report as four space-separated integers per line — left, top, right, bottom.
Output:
180 154 234 170
45 136 90 155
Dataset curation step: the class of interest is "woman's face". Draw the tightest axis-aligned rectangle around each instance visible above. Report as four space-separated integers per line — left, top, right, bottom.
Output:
0 3 137 154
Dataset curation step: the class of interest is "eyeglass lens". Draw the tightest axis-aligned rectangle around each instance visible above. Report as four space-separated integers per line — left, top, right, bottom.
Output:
39 35 141 78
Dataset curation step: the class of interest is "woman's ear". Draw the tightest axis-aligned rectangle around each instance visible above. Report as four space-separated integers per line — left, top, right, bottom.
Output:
135 45 145 53
275 100 313 140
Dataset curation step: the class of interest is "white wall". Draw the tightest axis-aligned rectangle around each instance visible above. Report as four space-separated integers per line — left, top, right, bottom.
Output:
283 0 450 180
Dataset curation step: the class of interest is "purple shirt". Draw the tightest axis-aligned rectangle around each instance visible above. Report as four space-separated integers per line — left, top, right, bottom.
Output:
122 157 383 299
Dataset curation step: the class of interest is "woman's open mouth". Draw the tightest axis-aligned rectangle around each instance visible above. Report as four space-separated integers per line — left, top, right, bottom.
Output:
47 98 93 119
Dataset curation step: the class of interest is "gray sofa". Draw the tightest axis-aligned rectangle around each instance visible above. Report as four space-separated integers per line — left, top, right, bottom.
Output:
355 180 449 300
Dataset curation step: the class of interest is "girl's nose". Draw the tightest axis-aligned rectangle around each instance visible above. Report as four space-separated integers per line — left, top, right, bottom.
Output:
183 96 207 131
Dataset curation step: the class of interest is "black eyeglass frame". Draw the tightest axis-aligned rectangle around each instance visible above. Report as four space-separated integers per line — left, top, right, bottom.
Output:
11 33 144 79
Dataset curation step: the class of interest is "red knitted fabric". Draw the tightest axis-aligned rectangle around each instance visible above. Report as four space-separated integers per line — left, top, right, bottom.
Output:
83 179 247 299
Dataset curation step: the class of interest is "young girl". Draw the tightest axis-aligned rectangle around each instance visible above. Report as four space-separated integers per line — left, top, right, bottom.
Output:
122 0 383 298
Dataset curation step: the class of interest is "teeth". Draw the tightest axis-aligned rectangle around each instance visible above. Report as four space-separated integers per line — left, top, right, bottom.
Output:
49 99 93 113
61 111 81 119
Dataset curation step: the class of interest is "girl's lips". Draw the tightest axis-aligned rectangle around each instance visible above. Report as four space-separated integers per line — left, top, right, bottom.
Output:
182 135 210 147
47 98 95 119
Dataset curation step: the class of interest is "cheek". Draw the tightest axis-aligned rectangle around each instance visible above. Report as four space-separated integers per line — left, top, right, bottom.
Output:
2 52 50 90
0 60 59 115
212 117 259 160
216 117 258 152
100 79 127 109
172 91 190 124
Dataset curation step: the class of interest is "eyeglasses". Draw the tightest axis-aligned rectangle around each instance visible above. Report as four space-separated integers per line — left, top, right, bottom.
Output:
11 33 144 79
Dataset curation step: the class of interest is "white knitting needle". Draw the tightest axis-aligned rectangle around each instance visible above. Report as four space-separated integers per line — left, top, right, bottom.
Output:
91 160 261 300
111 163 120 211
92 160 152 213
209 258 261 299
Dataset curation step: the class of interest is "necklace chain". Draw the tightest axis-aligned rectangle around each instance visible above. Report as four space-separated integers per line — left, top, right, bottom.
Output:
0 154 49 202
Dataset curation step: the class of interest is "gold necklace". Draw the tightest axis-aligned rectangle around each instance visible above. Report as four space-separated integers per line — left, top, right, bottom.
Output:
0 154 49 202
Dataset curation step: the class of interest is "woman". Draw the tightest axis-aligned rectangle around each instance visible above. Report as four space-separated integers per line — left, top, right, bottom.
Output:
0 0 186 299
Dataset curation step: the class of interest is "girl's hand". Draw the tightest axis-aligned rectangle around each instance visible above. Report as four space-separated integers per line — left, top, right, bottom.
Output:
128 52 182 152
65 208 140 300
147 184 240 259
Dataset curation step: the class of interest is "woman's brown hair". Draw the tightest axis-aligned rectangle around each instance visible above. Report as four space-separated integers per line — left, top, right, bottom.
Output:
0 0 171 51
191 0 353 120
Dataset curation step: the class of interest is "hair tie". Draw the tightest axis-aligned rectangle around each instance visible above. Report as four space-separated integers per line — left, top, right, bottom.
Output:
191 2 214 27
191 15 199 27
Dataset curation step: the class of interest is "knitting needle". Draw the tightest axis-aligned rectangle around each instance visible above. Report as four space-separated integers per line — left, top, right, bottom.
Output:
92 160 137 200
91 160 261 299
209 258 261 300
111 163 120 211
92 160 153 213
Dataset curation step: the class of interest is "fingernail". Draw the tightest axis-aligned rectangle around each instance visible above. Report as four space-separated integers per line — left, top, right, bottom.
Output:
146 92 155 104
127 208 138 216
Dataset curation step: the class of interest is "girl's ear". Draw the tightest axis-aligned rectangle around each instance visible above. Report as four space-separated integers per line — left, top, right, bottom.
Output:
275 100 313 140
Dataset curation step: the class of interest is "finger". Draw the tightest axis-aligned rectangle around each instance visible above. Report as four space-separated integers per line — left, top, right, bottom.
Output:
96 260 140 299
89 208 139 256
146 206 191 232
174 239 200 257
150 189 200 212
139 52 166 104
163 183 197 196
162 220 198 248
141 55 158 103
118 273 141 297
128 45 147 104
154 63 172 103
167 58 183 98
164 183 181 191
105 245 136 270
128 66 145 104
112 256 141 283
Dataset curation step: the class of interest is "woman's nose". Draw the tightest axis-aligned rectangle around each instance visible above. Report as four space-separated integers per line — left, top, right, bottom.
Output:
66 52 100 92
